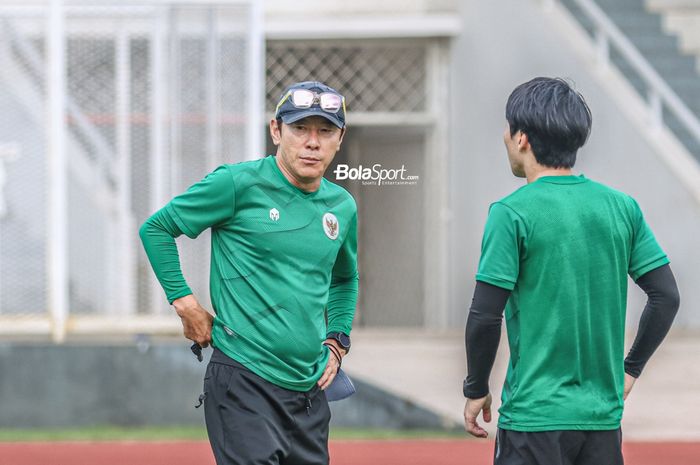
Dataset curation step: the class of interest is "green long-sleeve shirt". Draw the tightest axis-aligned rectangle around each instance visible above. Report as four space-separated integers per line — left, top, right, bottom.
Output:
139 156 359 391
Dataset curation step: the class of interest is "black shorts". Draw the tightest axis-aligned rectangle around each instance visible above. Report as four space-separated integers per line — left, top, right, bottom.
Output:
203 349 331 465
494 427 623 465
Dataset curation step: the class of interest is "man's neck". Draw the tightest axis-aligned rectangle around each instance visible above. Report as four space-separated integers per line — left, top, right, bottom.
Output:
527 168 572 184
275 156 321 192
525 163 573 184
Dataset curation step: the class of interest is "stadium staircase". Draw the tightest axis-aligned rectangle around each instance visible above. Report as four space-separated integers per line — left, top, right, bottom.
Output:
559 0 700 160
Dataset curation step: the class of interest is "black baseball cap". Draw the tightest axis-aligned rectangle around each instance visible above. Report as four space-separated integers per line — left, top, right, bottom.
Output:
274 81 346 128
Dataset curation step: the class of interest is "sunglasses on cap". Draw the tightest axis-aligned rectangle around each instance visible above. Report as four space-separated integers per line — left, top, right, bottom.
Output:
275 89 345 116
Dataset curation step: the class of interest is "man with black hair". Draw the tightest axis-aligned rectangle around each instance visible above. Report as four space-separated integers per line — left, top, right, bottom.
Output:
140 81 357 465
462 77 680 465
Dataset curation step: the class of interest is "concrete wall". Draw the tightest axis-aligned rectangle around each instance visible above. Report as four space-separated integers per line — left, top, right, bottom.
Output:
265 0 458 16
338 127 426 327
0 343 207 427
266 126 427 328
0 343 450 429
447 0 700 328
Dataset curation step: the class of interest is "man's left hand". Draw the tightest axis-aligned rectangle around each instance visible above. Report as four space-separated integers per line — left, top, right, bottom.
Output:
317 339 345 390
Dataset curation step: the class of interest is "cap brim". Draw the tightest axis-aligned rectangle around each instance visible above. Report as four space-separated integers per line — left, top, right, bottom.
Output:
325 368 356 402
280 108 344 128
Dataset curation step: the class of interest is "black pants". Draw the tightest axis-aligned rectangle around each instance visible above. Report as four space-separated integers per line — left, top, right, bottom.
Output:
495 428 623 465
204 349 331 465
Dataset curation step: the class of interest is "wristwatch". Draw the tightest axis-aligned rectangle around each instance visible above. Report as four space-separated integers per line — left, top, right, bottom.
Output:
326 331 351 353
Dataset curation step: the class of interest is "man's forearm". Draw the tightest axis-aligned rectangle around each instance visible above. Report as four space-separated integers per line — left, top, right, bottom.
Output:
624 264 680 378
464 281 510 399
326 273 358 335
139 208 192 304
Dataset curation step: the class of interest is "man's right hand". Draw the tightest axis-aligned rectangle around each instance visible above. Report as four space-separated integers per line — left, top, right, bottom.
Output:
172 294 214 347
464 393 493 438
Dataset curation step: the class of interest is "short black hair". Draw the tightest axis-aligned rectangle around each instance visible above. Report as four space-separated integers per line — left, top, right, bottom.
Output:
506 77 592 168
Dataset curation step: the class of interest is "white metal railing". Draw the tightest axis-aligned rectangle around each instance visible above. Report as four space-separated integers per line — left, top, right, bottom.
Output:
571 0 700 146
1 17 118 186
0 1 263 342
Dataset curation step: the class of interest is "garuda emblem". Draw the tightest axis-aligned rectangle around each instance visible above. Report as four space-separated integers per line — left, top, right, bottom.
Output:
322 213 339 240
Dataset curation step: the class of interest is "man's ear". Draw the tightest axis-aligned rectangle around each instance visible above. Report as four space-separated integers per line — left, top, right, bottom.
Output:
518 131 530 152
336 127 346 151
270 119 282 146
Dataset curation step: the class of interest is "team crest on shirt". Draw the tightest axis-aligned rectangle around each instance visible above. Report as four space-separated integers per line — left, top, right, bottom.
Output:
269 208 280 221
323 213 339 240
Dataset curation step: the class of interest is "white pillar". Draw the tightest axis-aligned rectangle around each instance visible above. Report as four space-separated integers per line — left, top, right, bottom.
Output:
169 7 181 193
149 5 168 314
424 39 450 330
206 7 221 168
115 24 136 316
245 0 264 161
47 0 68 342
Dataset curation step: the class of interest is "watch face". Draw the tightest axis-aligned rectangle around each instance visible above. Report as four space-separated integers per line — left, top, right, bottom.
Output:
337 333 351 348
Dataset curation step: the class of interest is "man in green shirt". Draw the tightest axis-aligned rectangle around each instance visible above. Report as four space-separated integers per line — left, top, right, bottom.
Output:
140 81 358 465
462 77 680 465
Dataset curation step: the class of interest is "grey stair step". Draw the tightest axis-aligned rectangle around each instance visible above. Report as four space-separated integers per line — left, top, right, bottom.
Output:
614 57 698 78
607 15 662 32
667 87 700 103
599 54 691 84
616 75 700 108
624 39 677 53
595 0 648 7
667 128 699 142
559 0 596 34
613 25 666 37
565 0 700 160
594 0 656 14
632 37 683 54
670 101 700 115
623 77 700 103
664 121 700 150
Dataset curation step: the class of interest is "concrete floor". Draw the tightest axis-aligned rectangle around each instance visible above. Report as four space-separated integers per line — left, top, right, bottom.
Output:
343 328 700 440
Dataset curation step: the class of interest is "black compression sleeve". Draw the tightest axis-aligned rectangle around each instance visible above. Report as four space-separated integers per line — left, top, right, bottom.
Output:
624 264 680 378
463 281 511 399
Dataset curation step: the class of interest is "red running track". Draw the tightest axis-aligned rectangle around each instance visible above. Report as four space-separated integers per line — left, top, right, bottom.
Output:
0 440 697 465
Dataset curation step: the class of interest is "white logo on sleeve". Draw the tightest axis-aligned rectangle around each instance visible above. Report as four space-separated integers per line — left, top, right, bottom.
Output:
269 208 280 221
323 213 339 240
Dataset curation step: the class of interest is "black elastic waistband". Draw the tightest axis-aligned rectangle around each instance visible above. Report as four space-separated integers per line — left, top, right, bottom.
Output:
209 348 248 370
209 348 322 397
